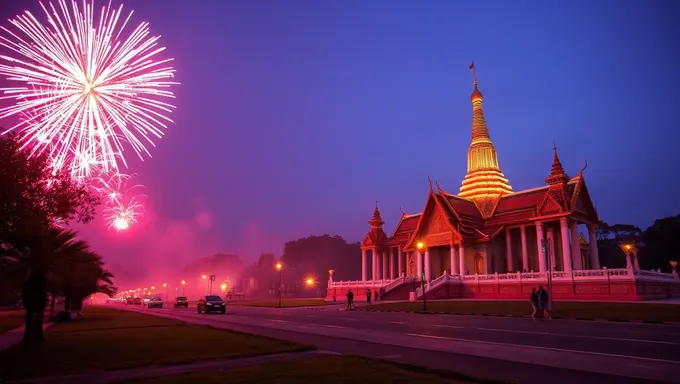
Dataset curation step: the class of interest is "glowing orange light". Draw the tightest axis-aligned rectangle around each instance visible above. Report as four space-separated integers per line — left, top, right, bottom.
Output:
221 284 227 291
417 242 425 250
306 278 314 286
163 283 167 287
151 286 155 290
181 280 186 285
202 275 207 279
275 262 282 271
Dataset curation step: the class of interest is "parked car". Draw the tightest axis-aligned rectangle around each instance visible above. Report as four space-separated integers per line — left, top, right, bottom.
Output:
132 297 142 305
197 295 225 314
126 297 134 305
147 297 163 309
173 296 188 308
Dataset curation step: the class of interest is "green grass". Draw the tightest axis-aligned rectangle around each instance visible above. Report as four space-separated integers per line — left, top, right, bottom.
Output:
360 301 680 322
0 307 313 381
229 298 330 308
120 355 502 384
0 311 24 332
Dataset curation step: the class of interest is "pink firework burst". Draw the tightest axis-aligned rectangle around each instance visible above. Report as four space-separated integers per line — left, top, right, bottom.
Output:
0 0 178 180
104 193 145 232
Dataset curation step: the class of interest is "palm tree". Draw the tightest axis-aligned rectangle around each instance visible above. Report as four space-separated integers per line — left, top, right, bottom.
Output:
53 249 117 313
1 225 90 344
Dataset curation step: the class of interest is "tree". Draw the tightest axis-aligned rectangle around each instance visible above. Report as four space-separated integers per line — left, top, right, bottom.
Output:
0 133 99 237
640 215 680 272
53 250 116 312
0 133 101 344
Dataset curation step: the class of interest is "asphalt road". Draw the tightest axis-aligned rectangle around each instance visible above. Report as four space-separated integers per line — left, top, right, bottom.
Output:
118 303 680 384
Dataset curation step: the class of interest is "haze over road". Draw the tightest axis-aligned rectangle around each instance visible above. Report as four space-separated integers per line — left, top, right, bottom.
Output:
118 304 680 384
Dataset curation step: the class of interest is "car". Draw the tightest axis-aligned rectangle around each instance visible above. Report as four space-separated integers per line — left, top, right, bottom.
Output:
147 297 163 308
142 297 151 305
173 296 189 308
126 297 134 305
132 297 142 305
197 295 226 314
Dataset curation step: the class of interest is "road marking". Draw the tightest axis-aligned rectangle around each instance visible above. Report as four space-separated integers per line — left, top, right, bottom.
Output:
381 354 402 359
270 319 289 323
427 324 465 329
339 317 357 321
404 333 680 364
306 315 319 318
323 324 345 329
477 327 680 346
390 321 405 325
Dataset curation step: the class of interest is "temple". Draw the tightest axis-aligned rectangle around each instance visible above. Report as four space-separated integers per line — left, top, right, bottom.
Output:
328 63 679 302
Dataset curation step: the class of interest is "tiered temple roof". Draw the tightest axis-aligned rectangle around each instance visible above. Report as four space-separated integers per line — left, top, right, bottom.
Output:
363 63 600 250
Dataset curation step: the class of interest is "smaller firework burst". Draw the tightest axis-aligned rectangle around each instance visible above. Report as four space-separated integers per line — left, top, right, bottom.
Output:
97 173 145 232
104 194 145 232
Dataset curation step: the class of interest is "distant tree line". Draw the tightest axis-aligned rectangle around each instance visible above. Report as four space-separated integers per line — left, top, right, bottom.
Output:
596 217 680 272
0 133 115 346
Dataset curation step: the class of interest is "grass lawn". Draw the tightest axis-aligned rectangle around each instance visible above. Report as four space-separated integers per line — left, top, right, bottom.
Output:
360 301 680 322
0 307 313 381
0 311 24 332
121 355 502 384
230 298 331 308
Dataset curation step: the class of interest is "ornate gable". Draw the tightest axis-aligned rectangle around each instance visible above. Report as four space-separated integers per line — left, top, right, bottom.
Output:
405 186 461 249
538 192 563 215
422 208 448 235
570 178 599 222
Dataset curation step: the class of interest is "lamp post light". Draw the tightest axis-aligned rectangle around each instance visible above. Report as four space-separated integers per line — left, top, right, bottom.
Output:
619 242 638 272
416 241 427 311
276 262 283 308
181 280 186 296
163 283 168 303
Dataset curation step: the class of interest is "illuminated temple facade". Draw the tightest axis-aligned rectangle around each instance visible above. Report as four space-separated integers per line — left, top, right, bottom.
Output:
327 65 679 301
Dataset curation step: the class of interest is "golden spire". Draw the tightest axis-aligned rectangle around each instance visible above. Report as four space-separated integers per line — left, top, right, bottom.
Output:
459 62 513 202
369 202 384 228
545 143 570 185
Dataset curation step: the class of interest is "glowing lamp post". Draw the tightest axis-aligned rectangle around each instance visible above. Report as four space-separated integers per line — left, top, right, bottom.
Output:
619 242 639 272
163 283 168 303
276 262 283 308
417 241 427 311
670 261 678 279
181 280 186 296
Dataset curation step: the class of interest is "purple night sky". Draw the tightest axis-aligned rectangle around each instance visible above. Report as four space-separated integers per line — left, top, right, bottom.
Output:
1 0 678 278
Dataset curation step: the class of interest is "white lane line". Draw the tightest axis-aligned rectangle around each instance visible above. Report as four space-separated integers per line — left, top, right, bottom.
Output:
427 324 465 329
477 327 680 346
305 315 320 318
323 324 345 329
269 319 289 323
381 354 402 359
404 333 680 364
339 317 357 321
390 321 405 325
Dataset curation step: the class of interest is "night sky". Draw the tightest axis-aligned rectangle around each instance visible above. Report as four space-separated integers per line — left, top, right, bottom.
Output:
1 0 678 273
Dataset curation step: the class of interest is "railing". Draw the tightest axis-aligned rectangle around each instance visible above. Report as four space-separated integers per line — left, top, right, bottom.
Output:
383 276 415 293
330 267 679 290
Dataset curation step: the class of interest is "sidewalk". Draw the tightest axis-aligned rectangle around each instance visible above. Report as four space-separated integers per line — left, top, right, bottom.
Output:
12 350 326 384
0 322 53 352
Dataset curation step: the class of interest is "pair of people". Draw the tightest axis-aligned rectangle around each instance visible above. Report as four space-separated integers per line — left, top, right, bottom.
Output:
530 286 552 320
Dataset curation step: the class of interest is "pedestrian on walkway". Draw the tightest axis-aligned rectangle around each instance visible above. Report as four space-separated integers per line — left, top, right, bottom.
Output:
346 289 354 310
537 286 552 319
366 288 372 305
530 288 539 320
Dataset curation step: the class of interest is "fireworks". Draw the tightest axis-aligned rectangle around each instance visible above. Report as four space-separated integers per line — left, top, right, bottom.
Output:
0 0 177 231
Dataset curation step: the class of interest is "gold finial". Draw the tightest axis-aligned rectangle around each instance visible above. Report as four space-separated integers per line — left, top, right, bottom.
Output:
469 61 477 86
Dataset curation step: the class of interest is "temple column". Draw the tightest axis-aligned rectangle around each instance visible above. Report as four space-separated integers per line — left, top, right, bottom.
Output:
450 246 458 274
424 251 431 281
389 248 395 279
560 218 573 273
371 250 378 280
570 221 582 270
459 244 466 276
536 222 546 272
587 224 600 269
416 251 423 280
505 228 513 272
382 251 388 280
547 228 557 271
361 249 367 281
520 225 529 271
397 247 403 276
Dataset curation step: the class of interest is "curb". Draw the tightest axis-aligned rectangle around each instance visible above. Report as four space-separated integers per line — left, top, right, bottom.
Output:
358 309 679 325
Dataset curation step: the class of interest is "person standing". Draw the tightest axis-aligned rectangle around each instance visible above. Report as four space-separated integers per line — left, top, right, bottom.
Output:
366 288 372 305
346 289 354 310
537 286 552 319
530 288 539 320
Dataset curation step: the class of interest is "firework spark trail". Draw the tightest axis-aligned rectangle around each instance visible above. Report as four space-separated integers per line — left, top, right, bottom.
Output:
0 0 177 231
0 0 177 180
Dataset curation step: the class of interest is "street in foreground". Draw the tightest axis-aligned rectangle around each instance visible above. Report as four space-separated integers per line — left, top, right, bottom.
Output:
121 302 679 384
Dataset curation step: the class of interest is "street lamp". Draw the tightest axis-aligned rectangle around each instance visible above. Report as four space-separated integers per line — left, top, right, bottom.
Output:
276 262 283 308
417 241 427 311
181 280 186 296
163 283 168 303
306 277 314 287
619 242 638 271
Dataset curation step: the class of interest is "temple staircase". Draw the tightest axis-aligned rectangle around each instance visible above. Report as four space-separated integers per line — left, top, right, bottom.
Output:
381 276 415 301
